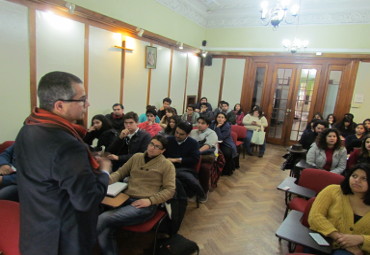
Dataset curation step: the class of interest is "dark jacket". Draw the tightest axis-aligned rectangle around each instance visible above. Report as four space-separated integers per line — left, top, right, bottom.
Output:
105 113 124 132
14 125 109 255
210 121 237 158
83 128 117 151
107 129 151 167
299 129 318 150
164 136 200 169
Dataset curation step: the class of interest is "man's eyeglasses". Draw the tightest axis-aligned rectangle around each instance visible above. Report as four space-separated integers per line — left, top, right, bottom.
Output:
57 98 88 105
148 142 163 150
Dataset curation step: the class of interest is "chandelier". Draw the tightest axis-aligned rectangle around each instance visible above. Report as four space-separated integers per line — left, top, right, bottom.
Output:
260 1 300 29
282 38 308 53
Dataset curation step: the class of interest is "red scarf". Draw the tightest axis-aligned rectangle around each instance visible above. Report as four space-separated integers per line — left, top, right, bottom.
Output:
25 107 100 170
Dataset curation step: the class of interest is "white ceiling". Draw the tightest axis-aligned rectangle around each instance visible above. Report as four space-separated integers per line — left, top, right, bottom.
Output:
155 0 370 28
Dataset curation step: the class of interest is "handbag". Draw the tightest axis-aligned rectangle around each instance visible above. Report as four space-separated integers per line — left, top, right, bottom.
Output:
251 125 265 145
158 234 199 255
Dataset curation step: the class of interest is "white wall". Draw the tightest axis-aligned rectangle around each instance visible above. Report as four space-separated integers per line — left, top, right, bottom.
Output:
169 51 187 114
201 58 223 110
221 58 245 107
0 0 30 141
186 54 201 98
351 62 370 123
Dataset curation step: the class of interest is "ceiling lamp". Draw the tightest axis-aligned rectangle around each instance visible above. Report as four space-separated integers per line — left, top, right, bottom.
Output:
282 38 308 53
260 1 299 29
136 27 144 37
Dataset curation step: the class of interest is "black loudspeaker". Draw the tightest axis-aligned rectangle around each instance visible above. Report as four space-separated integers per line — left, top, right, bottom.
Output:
204 54 212 66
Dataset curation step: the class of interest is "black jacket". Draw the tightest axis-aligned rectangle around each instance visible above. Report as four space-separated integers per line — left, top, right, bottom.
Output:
15 125 109 255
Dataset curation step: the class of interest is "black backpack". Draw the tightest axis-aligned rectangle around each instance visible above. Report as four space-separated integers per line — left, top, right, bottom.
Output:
158 234 199 255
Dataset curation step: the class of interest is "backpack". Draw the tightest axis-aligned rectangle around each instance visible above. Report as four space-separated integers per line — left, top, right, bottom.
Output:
158 234 200 255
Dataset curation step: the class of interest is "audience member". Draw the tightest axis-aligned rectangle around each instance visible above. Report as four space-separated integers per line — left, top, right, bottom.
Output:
0 143 17 201
308 163 370 255
138 108 162 137
195 97 212 112
242 106 268 157
335 115 356 138
190 117 218 155
345 123 366 153
157 97 177 119
347 134 370 170
305 112 324 130
105 103 125 132
97 135 176 255
198 103 214 120
138 105 160 123
306 128 347 174
213 100 224 116
159 107 177 129
181 105 199 126
14 71 110 255
107 111 151 171
164 121 205 201
299 119 328 150
220 101 236 125
326 113 336 128
84 114 117 152
233 103 245 126
363 118 370 134
210 112 237 175
159 116 178 137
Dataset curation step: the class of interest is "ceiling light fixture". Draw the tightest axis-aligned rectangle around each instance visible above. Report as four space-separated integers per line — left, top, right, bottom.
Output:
201 40 208 58
260 0 299 29
177 42 184 50
282 38 308 53
136 27 144 37
65 2 76 14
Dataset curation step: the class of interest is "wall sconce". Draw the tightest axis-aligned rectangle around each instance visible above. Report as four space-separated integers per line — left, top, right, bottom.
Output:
114 40 134 52
136 27 144 37
65 2 76 14
201 50 208 58
201 40 207 58
177 42 184 50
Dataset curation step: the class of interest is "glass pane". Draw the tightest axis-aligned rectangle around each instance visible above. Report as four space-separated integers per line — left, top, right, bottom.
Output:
323 71 342 118
252 67 265 107
269 68 293 139
290 68 317 141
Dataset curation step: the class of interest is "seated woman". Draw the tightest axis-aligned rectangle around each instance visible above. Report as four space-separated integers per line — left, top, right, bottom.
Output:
346 123 366 153
159 116 178 137
242 106 268 157
84 114 117 152
159 107 176 129
306 128 347 174
347 134 370 170
138 108 162 137
233 103 245 126
210 112 237 176
306 112 324 130
181 105 199 126
308 163 370 255
364 119 370 135
335 116 356 139
326 114 337 128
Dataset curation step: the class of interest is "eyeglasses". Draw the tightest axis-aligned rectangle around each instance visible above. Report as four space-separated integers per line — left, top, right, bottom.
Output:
148 142 163 150
57 98 88 105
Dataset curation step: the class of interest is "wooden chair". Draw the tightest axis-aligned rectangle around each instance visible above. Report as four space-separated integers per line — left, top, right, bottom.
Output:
121 209 168 255
0 200 20 255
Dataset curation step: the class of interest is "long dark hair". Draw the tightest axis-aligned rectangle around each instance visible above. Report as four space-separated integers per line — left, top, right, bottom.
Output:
316 128 342 150
359 134 370 160
233 103 242 115
164 116 178 135
91 114 112 133
249 105 263 119
214 112 227 126
341 163 370 205
326 114 336 124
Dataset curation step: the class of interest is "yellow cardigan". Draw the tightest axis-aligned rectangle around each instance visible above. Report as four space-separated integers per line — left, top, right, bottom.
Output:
308 185 370 253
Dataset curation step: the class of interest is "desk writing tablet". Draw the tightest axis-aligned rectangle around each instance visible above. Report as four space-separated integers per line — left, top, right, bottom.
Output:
101 193 129 207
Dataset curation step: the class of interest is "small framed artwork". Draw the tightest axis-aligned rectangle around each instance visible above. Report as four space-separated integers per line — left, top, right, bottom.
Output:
145 46 157 69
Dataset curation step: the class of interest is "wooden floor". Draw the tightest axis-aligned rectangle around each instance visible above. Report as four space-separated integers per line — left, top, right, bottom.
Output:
98 144 291 255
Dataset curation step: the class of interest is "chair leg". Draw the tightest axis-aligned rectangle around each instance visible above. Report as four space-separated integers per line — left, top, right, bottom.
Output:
283 206 289 219
152 214 167 255
288 241 296 253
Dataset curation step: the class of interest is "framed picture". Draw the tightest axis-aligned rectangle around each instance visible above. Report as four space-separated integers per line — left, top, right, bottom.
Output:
145 46 157 69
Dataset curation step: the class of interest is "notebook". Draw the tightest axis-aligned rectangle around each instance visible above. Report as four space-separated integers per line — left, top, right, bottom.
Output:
106 182 128 197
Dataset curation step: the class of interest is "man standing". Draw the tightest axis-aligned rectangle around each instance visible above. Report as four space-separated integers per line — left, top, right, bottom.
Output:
107 111 151 171
105 103 125 132
14 71 110 255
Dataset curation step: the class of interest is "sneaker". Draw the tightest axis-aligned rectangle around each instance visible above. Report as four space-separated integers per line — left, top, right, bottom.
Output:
199 192 209 203
258 152 264 158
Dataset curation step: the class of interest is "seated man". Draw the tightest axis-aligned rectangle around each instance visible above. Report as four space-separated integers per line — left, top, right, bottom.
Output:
180 105 199 126
157 97 177 119
138 105 160 123
195 97 212 112
220 101 236 125
0 143 18 201
98 135 176 255
300 119 328 150
198 103 214 121
165 121 205 201
190 117 218 155
107 111 151 171
138 108 162 137
105 103 125 132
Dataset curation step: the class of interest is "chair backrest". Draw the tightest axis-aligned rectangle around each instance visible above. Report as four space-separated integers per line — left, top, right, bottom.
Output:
230 131 238 145
0 141 15 154
231 125 247 139
298 168 345 194
300 197 316 227
122 209 167 232
0 200 20 255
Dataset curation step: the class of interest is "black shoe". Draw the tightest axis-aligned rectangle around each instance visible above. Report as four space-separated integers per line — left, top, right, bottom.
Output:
246 151 253 156
258 153 264 158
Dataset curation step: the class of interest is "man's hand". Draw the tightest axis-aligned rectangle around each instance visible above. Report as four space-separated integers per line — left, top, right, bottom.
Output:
336 234 364 248
0 165 14 175
131 199 151 208
97 157 112 173
119 129 129 139
107 154 119 161
167 158 181 163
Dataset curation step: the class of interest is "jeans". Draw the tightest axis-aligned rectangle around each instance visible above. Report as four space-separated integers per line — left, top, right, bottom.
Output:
97 198 158 255
244 130 266 155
